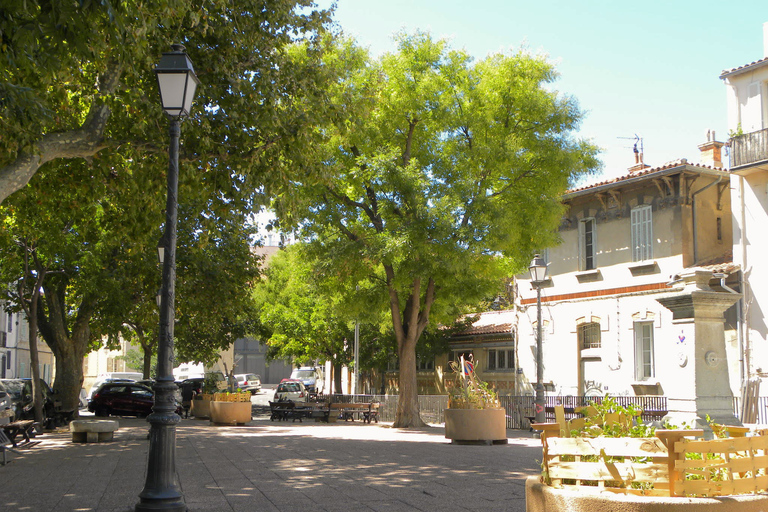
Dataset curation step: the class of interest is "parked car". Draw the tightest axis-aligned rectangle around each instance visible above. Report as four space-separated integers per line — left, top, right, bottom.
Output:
87 372 143 400
0 378 57 426
289 367 324 394
0 381 13 425
88 382 182 418
235 373 261 394
273 380 308 402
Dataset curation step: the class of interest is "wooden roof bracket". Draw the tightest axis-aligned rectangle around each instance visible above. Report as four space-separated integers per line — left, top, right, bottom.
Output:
716 182 729 211
654 176 675 197
595 192 608 210
608 189 621 207
682 173 698 205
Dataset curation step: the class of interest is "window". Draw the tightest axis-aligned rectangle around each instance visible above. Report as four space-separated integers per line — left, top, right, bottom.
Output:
579 218 596 270
631 205 653 262
634 322 655 380
578 322 601 349
717 217 722 242
7 312 12 333
417 357 435 371
487 348 514 371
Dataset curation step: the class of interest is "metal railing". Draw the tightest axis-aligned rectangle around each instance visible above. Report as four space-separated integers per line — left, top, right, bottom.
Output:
314 394 668 430
731 128 768 168
734 396 768 424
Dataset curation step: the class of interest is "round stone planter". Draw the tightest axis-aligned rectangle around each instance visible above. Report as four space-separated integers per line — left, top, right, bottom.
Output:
190 397 212 419
210 400 252 425
525 476 768 512
444 407 507 444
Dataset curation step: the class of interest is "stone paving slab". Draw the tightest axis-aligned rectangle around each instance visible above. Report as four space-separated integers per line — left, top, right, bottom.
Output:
0 416 542 511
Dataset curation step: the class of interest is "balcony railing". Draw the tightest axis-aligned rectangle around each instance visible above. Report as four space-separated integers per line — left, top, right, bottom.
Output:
731 127 768 168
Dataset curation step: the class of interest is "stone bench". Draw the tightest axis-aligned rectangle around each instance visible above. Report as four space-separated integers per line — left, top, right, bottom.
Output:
70 419 119 443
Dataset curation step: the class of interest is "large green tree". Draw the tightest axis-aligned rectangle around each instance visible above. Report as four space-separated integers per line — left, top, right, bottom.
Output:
277 33 600 427
0 0 339 412
255 243 368 392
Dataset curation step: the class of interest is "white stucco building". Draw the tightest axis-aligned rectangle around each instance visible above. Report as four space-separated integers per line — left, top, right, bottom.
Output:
722 21 768 389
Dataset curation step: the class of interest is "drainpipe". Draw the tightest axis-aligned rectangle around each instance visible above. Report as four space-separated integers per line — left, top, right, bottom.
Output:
738 175 751 381
691 176 722 264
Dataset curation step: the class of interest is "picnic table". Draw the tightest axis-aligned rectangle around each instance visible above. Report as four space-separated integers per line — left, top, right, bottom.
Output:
269 401 380 424
1 420 38 447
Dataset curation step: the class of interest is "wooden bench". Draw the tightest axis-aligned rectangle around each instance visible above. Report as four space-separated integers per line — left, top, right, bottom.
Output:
330 402 380 423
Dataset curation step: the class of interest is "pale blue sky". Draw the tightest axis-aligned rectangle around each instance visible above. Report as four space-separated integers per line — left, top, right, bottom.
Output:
319 1 768 183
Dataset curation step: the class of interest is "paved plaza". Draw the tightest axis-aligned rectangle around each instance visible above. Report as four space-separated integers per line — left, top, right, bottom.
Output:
1 415 543 512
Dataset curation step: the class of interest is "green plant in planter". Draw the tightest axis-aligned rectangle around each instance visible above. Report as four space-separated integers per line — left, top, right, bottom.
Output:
447 355 500 409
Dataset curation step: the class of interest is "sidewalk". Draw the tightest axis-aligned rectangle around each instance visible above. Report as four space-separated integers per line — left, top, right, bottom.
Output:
0 416 543 512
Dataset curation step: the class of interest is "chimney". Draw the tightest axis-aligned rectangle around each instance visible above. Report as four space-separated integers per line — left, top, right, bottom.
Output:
627 137 650 173
698 129 724 168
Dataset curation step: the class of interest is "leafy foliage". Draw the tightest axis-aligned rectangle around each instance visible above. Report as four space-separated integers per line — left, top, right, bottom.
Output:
274 32 600 427
0 0 339 410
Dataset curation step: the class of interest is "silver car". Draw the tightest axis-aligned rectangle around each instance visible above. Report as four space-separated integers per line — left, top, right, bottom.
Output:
0 381 13 425
235 373 261 394
273 380 308 402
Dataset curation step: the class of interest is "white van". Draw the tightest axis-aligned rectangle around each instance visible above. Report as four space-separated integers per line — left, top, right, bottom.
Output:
289 367 324 394
88 372 144 400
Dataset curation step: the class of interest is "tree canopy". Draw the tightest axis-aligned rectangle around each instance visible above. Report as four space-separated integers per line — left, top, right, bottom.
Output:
0 0 336 203
0 0 339 413
275 32 601 427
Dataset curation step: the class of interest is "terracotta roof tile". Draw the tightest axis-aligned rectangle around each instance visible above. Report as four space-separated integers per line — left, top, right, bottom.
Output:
454 322 512 337
566 159 726 196
720 56 768 79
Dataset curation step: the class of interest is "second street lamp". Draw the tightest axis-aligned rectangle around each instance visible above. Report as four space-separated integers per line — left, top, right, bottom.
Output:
136 44 199 512
529 254 547 425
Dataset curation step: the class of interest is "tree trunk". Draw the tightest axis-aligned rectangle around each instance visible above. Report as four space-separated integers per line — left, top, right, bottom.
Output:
385 272 435 428
37 280 96 418
28 297 45 426
142 342 153 380
393 334 426 428
49 342 88 419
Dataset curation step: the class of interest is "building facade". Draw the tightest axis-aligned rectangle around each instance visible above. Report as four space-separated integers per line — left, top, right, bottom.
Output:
722 22 768 390
0 305 55 382
511 149 739 401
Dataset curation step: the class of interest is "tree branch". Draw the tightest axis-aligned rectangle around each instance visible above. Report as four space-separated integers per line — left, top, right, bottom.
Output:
0 65 122 204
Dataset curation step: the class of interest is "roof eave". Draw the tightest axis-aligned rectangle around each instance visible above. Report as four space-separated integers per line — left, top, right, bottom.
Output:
564 165 729 201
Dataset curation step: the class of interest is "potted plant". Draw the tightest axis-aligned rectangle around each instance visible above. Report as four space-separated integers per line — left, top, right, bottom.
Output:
210 391 252 425
189 373 223 419
444 355 507 444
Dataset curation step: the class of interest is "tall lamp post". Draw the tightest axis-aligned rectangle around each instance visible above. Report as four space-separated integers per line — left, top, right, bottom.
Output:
136 44 199 512
529 254 547 424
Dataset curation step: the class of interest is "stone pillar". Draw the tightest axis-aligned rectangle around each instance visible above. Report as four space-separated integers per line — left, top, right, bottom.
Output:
656 269 741 431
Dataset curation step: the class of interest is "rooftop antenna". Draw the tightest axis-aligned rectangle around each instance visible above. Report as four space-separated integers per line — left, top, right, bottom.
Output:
618 134 644 164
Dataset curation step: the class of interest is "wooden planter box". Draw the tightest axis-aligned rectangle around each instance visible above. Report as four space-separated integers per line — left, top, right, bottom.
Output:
525 476 768 512
210 400 251 425
445 408 507 444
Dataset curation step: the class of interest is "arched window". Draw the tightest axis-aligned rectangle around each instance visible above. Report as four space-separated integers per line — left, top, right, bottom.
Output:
578 322 601 349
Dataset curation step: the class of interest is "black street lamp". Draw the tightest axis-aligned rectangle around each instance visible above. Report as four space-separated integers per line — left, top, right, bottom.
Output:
136 44 199 512
528 254 547 425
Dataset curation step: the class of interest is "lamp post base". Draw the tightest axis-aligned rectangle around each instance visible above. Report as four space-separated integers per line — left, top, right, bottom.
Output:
135 411 185 512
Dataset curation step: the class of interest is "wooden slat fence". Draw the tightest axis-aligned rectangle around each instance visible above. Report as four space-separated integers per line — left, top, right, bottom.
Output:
538 424 768 497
